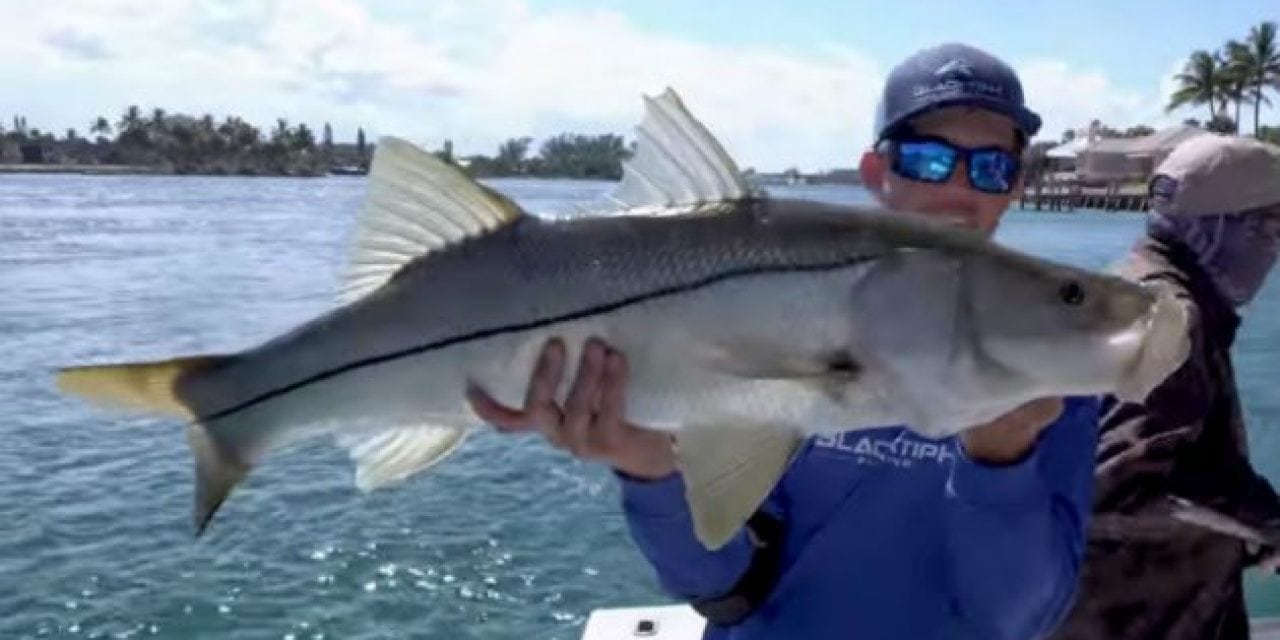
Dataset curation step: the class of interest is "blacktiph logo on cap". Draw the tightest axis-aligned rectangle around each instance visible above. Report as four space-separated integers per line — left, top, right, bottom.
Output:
912 58 1006 100
934 59 974 80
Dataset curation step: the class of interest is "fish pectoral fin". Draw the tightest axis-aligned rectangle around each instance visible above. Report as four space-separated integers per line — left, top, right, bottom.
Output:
56 354 228 418
339 135 527 305
335 424 470 491
675 422 801 550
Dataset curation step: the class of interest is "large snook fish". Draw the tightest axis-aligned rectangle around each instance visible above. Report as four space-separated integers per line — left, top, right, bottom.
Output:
56 88 1189 550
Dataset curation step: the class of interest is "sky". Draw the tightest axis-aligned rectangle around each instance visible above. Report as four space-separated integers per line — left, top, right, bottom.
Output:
1 0 1276 172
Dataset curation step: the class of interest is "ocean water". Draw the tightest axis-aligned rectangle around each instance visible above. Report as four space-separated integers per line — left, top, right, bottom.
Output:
2 175 1277 639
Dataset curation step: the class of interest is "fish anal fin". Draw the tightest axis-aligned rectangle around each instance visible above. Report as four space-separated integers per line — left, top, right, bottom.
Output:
675 422 800 550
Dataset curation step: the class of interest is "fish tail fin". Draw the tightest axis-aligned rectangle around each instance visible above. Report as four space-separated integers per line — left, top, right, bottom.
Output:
56 354 227 418
57 354 245 535
187 421 249 536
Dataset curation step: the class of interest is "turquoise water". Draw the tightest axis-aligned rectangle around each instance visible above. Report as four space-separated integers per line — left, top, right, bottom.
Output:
2 175 1277 638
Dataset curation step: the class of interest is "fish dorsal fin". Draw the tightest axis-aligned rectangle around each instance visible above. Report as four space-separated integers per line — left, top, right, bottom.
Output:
611 88 752 214
340 137 525 305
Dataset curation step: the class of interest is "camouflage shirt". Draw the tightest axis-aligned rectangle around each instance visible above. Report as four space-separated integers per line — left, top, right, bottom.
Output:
1050 233 1280 640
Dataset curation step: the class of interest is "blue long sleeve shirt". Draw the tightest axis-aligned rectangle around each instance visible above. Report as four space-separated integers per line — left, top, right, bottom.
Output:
620 396 1099 640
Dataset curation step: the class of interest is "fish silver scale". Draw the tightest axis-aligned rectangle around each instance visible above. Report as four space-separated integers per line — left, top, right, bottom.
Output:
176 198 956 453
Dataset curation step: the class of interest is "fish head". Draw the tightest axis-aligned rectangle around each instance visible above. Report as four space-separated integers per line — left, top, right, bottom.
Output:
845 233 1189 437
959 246 1190 404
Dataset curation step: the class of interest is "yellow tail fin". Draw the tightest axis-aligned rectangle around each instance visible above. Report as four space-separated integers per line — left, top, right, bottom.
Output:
56 355 225 418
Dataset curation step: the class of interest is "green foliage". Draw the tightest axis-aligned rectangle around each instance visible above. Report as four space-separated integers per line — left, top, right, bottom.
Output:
1167 50 1224 118
1171 21 1280 135
461 134 632 180
10 108 331 175
1260 125 1280 145
12 109 638 179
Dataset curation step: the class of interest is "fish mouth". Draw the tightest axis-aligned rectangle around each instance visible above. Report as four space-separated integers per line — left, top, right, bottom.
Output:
1113 288 1190 403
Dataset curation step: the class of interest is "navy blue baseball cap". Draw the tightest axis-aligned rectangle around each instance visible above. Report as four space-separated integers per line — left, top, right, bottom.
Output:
874 43 1042 144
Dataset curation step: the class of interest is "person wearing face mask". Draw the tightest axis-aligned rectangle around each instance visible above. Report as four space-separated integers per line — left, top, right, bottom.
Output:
1050 134 1280 640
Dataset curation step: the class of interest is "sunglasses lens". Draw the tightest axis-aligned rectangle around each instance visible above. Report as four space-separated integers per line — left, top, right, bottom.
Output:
895 141 957 183
969 150 1019 194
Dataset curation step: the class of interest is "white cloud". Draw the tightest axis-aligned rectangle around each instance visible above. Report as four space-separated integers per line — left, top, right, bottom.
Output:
0 0 1185 172
1016 58 1168 141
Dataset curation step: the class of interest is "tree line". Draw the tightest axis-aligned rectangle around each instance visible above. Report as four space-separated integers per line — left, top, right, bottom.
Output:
1 106 635 179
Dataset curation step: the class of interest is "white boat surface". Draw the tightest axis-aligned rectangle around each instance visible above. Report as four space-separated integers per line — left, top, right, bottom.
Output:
579 605 1280 640
580 604 705 639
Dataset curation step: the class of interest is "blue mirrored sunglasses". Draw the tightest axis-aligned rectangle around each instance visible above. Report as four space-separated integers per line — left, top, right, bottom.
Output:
886 136 1021 195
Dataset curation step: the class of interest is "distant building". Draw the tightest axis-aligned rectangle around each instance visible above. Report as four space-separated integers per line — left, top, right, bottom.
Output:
1074 126 1207 184
1043 136 1091 173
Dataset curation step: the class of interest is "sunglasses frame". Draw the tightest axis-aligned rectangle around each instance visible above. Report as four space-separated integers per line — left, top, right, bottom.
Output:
884 134 1023 196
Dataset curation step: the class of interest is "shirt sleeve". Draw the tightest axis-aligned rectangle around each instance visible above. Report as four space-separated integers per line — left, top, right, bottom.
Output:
617 469 785 600
943 396 1099 640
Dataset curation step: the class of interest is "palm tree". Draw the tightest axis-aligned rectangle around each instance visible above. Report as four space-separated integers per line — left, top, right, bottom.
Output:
1221 42 1250 133
294 123 315 150
496 137 532 174
90 117 111 137
1167 50 1225 120
1233 21 1280 136
117 106 141 135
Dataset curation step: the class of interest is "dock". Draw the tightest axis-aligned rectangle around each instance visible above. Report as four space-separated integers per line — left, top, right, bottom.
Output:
1019 175 1151 213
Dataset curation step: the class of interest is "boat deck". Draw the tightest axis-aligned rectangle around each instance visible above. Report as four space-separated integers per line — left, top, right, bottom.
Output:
580 605 1280 639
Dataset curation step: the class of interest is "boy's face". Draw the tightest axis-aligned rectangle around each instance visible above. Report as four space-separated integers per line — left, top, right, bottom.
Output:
860 107 1023 236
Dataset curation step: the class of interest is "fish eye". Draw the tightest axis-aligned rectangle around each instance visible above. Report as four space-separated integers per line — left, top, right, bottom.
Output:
1059 281 1086 306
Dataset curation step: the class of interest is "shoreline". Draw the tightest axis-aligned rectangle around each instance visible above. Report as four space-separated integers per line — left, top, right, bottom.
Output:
0 164 865 185
0 164 603 180
0 163 167 175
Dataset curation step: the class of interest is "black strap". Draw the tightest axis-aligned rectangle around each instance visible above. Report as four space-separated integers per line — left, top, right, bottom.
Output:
689 511 786 627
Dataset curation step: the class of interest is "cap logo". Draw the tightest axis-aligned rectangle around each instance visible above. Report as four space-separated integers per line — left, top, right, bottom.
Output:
910 58 1005 100
935 59 974 79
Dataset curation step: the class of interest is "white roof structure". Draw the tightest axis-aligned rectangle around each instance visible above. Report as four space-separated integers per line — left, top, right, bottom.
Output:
1046 136 1091 159
1076 126 1211 182
1083 126 1208 157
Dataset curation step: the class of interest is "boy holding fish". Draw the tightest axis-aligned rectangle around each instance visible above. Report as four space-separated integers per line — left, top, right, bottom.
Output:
472 43 1102 640
53 37 1198 640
